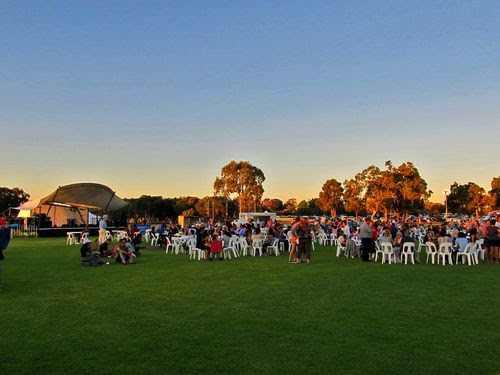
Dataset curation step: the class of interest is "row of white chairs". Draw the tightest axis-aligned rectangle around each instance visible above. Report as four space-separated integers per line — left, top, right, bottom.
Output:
66 232 90 245
184 236 284 261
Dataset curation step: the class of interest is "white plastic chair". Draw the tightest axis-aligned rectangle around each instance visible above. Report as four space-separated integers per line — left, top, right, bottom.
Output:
239 238 252 256
438 243 454 265
252 239 263 257
143 229 151 243
381 242 396 264
374 241 384 262
151 233 160 247
66 232 76 245
426 242 438 264
223 238 238 259
80 232 89 244
172 237 183 254
279 241 285 253
456 243 476 266
401 242 415 265
267 238 280 256
475 239 485 261
336 241 346 257
417 236 427 254
188 238 204 260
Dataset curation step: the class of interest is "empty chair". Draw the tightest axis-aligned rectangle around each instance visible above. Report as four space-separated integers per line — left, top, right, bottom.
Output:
223 238 238 259
438 242 453 265
380 242 396 264
401 242 415 264
151 232 160 247
66 232 76 245
172 237 184 254
188 238 204 260
105 230 113 241
239 238 252 256
267 238 280 256
374 241 384 262
279 241 285 253
475 239 485 261
143 229 151 243
165 237 175 255
329 233 338 246
456 243 476 266
417 236 427 254
318 233 328 245
426 242 438 264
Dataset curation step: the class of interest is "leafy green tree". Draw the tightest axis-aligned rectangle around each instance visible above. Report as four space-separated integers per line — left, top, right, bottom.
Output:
195 196 226 220
343 175 365 220
447 182 470 214
214 161 265 213
489 176 500 210
387 161 431 220
174 196 200 217
0 187 30 215
262 198 284 212
362 165 394 220
282 198 297 214
296 200 309 215
465 183 487 217
318 179 343 217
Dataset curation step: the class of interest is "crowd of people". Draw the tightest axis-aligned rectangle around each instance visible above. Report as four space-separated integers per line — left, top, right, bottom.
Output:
129 214 500 265
316 215 500 264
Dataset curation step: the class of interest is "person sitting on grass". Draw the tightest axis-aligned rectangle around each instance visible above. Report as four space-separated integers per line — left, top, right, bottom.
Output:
80 240 107 266
116 238 135 264
99 238 113 257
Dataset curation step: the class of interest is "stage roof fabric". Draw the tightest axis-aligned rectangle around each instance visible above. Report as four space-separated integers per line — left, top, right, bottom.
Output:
39 183 128 211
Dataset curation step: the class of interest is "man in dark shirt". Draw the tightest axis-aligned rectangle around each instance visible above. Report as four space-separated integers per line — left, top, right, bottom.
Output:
0 217 12 289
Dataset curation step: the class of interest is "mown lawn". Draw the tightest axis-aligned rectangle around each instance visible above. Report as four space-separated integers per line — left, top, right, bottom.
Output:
0 238 498 374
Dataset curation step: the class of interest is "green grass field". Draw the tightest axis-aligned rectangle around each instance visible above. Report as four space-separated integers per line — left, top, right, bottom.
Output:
0 238 498 374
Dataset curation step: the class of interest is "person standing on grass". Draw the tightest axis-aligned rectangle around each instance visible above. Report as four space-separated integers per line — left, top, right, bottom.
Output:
296 217 312 264
98 215 108 244
288 217 299 263
360 217 373 262
0 217 12 290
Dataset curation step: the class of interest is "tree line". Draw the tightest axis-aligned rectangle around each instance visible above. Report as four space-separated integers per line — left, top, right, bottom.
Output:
1 162 498 222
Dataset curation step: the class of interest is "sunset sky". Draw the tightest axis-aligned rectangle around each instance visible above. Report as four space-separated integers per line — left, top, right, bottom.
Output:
2 1 499 203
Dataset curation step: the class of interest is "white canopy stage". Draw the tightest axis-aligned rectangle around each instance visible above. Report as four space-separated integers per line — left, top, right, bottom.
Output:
33 183 128 228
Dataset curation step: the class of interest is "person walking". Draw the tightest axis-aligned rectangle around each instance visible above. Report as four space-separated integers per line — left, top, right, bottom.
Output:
360 217 373 262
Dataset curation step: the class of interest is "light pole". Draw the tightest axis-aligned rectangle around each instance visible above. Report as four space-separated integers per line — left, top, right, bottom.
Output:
443 190 449 217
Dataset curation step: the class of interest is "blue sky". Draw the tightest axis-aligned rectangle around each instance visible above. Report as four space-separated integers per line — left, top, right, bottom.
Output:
1 1 499 202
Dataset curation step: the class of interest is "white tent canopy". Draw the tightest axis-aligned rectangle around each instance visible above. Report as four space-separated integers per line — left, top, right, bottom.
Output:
31 183 128 227
39 183 128 211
